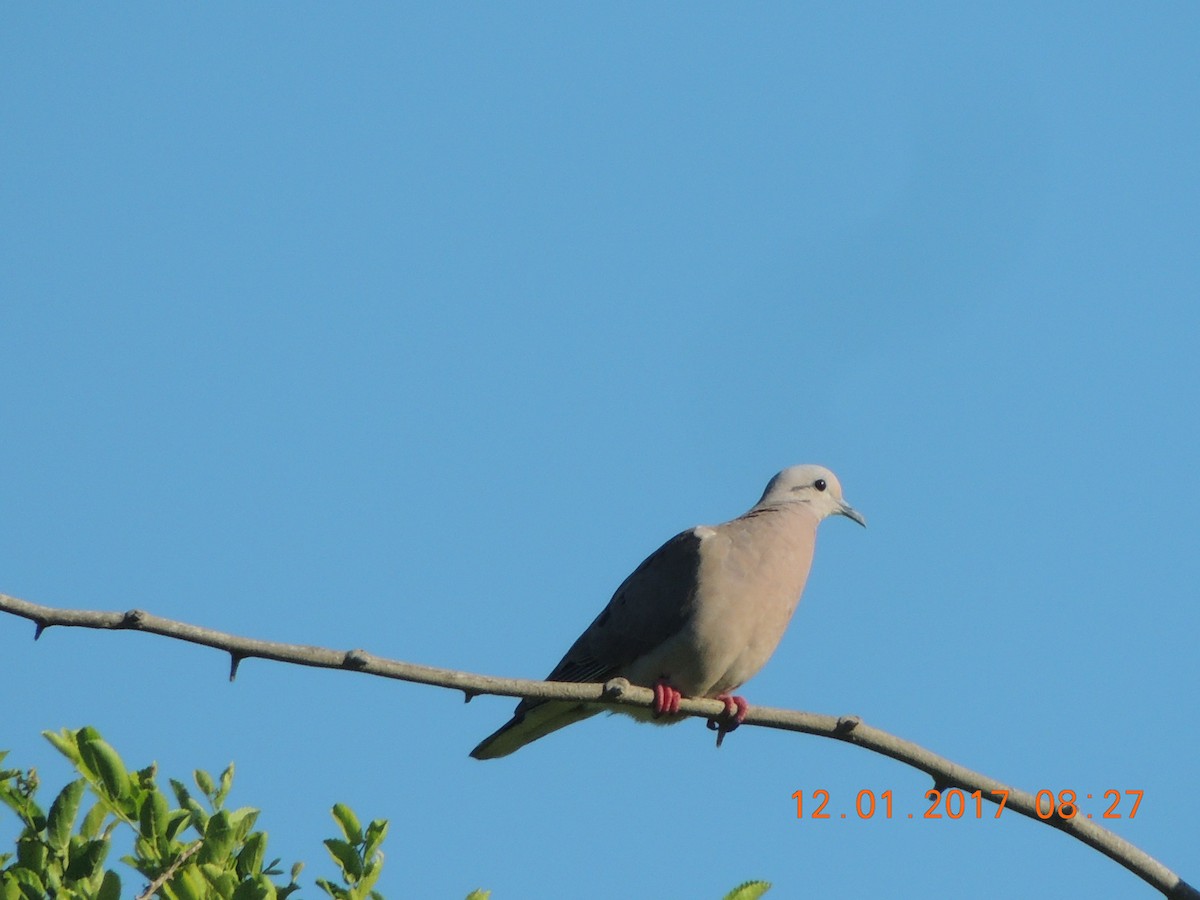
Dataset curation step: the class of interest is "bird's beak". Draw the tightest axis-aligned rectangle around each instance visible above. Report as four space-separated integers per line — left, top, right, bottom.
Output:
839 501 866 527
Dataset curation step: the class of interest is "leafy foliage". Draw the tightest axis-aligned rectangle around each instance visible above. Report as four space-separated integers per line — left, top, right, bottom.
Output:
2 729 769 898
0 728 360 900
313 803 388 900
723 881 772 900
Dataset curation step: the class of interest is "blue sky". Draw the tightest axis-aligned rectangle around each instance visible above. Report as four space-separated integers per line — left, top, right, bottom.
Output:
2 5 1197 898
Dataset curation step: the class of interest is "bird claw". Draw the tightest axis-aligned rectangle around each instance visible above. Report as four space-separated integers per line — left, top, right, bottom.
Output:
651 681 747 748
707 694 748 748
652 678 683 717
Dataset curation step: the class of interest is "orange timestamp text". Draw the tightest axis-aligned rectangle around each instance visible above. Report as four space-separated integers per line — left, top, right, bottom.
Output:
792 788 1144 821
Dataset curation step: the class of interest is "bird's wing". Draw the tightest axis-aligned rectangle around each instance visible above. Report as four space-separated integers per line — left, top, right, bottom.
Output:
469 528 706 759
543 527 705 684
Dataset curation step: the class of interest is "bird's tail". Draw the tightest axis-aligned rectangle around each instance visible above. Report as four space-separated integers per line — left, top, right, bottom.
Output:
470 700 600 760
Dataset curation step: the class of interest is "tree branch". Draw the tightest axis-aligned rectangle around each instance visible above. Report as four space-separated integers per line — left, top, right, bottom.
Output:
1 592 1193 899
135 840 202 900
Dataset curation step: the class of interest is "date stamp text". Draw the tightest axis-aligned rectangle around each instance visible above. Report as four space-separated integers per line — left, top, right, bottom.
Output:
791 788 1144 821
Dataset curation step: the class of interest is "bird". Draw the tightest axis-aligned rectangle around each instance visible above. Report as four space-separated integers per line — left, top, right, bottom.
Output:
470 464 865 759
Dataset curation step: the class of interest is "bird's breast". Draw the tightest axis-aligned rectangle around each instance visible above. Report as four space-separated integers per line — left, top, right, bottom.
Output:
657 510 819 697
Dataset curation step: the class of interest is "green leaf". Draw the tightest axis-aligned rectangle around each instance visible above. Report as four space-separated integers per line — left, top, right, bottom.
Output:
464 891 491 900
314 877 342 900
356 859 383 897
199 862 236 899
331 804 362 844
4 866 47 896
184 799 209 835
132 834 156 864
165 808 192 842
199 810 236 866
723 881 772 900
96 870 122 900
236 832 267 880
323 839 362 881
195 770 216 801
15 837 47 871
138 788 171 845
289 861 304 883
171 865 208 900
46 778 86 852
228 807 260 842
78 737 128 801
231 875 276 900
27 807 47 834
65 839 109 881
0 786 23 826
42 863 62 899
0 769 44 832
132 764 158 793
42 729 81 766
362 820 388 860
169 778 192 808
216 764 234 807
170 780 209 833
79 801 108 840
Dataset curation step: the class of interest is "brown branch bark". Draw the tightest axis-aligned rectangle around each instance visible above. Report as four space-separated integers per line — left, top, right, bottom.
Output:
1 592 1194 899
135 840 202 900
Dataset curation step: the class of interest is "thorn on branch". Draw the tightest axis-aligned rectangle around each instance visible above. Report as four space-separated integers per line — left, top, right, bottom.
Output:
34 621 47 640
344 649 370 669
707 704 744 749
229 654 242 682
835 715 862 735
603 677 630 699
706 717 729 748
463 689 479 703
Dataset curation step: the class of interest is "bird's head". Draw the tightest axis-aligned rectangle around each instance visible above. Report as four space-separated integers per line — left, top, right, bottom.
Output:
758 464 866 526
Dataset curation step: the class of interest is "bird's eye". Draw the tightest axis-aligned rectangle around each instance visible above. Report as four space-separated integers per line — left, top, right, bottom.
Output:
814 479 827 492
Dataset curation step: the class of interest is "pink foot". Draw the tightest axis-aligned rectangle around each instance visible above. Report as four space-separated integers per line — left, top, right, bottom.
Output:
706 694 749 747
652 678 683 718
720 694 749 725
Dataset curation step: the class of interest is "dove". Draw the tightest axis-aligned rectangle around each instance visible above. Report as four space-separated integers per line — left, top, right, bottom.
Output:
470 464 864 759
